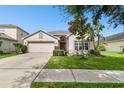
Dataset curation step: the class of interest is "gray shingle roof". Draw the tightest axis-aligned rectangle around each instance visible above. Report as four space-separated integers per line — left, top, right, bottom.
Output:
105 32 124 42
0 32 16 41
48 30 71 36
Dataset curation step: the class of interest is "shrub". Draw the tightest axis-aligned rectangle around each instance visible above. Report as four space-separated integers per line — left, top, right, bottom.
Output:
54 46 60 50
21 45 27 53
0 41 3 47
13 43 27 54
13 43 23 54
89 49 100 56
98 44 106 51
53 49 65 56
89 49 95 55
0 51 3 54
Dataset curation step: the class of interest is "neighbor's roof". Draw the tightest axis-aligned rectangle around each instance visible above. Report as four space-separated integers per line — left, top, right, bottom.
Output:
0 32 16 41
48 30 71 36
0 24 29 34
105 32 124 42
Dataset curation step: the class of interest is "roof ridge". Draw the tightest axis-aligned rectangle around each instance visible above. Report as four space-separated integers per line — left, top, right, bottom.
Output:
106 31 124 38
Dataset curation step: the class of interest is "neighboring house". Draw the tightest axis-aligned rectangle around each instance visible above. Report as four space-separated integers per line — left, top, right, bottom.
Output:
0 32 16 52
104 32 124 52
0 24 29 52
0 24 29 43
23 30 94 55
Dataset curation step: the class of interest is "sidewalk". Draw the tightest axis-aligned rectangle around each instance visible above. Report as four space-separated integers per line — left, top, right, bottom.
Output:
35 69 124 83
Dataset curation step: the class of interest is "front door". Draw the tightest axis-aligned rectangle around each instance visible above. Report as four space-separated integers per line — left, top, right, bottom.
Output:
60 42 66 50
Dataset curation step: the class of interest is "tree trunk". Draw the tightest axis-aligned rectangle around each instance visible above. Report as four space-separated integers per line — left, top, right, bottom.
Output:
81 36 85 59
92 39 96 51
97 32 100 47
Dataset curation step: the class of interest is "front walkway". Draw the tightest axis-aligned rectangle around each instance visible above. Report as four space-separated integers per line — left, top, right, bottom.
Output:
35 69 124 83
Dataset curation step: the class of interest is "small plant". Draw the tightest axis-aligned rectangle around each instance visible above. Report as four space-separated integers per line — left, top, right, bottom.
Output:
0 51 3 54
0 41 3 47
0 41 3 54
13 43 23 54
13 43 27 54
53 49 65 56
54 46 60 50
97 43 106 51
21 45 27 53
89 49 100 56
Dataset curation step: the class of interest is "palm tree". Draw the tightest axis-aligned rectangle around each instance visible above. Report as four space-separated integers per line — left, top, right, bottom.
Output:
94 22 104 47
86 23 96 50
62 6 89 58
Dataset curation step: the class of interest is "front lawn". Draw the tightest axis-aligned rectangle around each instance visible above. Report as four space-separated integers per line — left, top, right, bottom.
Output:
0 52 16 59
44 51 124 70
31 82 124 88
101 51 124 58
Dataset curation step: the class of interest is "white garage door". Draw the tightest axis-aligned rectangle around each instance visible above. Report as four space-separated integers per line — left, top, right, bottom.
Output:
28 42 54 53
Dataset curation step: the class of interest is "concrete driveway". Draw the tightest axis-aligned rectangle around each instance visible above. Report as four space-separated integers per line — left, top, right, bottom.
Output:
0 53 52 88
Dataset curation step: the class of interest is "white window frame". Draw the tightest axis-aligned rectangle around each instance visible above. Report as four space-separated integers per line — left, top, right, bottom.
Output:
74 41 89 51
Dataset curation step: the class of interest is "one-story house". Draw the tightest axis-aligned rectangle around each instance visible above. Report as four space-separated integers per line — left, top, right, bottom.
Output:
104 32 124 52
23 30 94 55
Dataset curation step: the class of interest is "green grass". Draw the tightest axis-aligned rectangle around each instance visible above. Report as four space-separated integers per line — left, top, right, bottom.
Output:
101 51 124 58
44 51 124 70
0 52 16 59
31 82 124 88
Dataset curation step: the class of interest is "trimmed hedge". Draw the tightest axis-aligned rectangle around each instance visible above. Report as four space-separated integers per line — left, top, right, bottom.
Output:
53 49 65 56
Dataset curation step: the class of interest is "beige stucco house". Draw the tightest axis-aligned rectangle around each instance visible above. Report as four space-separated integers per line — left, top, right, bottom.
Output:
0 24 94 54
0 24 29 52
104 32 124 52
23 30 93 55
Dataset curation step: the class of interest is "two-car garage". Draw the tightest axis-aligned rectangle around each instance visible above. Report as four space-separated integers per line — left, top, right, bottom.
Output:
28 41 55 53
23 30 59 53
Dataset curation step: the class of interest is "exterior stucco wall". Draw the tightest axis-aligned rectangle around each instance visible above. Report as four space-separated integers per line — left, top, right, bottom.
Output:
24 31 58 47
4 28 17 40
105 40 124 52
0 39 16 52
2 27 28 43
67 35 94 55
17 28 29 43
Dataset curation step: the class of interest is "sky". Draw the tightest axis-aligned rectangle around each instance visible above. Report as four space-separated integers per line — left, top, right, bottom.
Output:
0 5 123 36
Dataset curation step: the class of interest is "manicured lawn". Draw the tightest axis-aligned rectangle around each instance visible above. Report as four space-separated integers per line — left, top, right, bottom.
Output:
31 82 124 88
44 51 124 70
0 52 16 59
101 51 124 58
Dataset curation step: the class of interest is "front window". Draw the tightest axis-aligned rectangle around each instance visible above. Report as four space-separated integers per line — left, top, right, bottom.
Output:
74 41 89 51
83 42 89 50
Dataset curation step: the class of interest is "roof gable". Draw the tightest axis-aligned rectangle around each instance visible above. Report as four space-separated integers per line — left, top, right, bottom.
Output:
23 30 59 40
